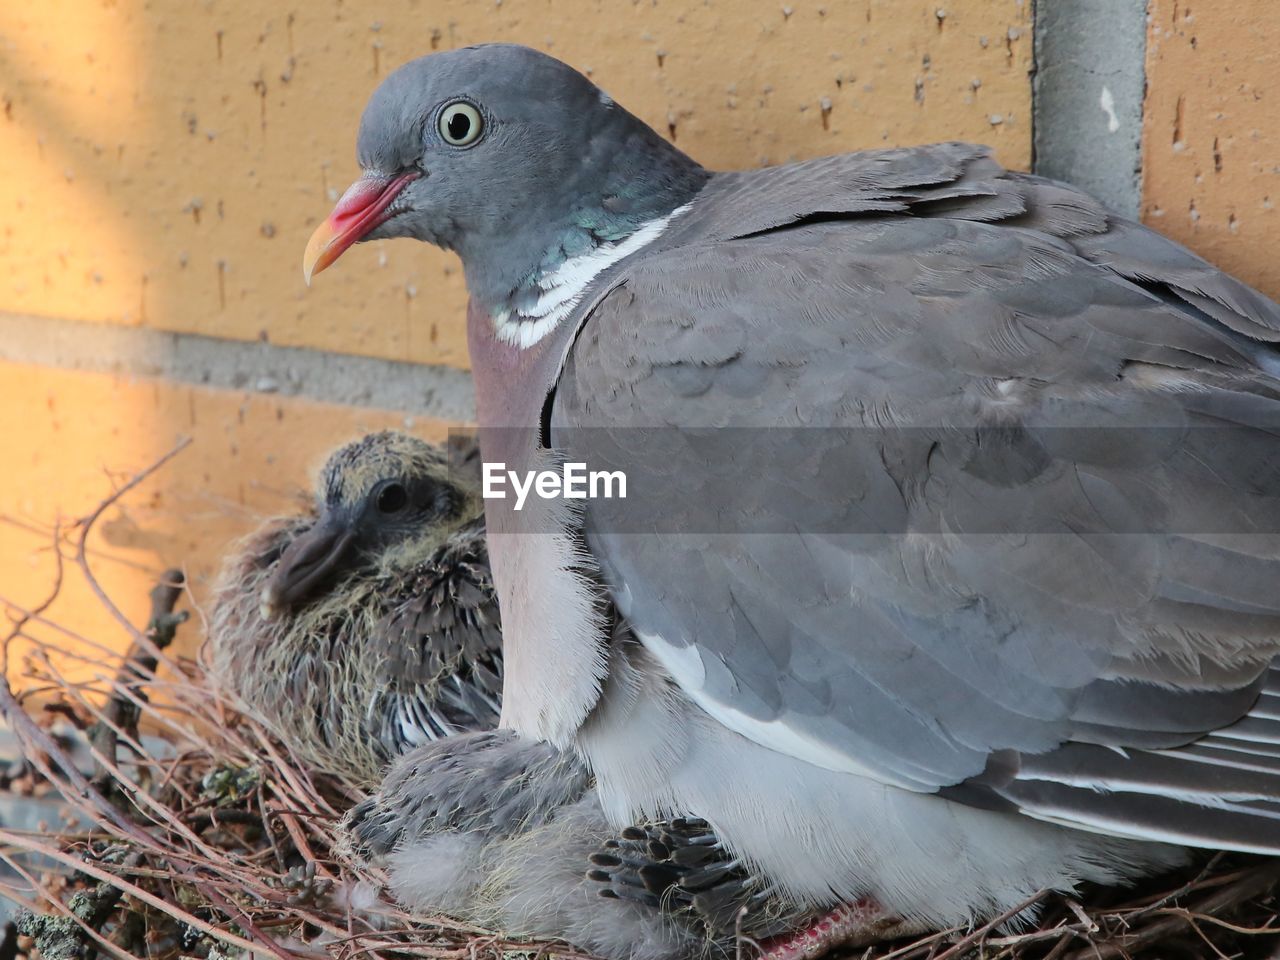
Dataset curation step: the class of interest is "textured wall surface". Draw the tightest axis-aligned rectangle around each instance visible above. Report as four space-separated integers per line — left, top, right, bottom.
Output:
0 358 433 684
1142 0 1280 301
0 1 1034 676
0 0 1034 366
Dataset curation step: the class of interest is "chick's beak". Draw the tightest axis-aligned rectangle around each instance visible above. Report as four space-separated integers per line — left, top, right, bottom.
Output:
302 170 421 284
259 520 358 620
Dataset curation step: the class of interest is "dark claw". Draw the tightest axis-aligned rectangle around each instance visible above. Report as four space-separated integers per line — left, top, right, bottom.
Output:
638 863 683 891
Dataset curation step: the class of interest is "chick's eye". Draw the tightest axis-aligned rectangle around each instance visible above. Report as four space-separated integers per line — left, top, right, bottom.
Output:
439 102 483 146
376 483 408 514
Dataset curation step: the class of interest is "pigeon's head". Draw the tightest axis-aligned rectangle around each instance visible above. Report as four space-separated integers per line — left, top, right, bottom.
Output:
259 431 477 619
303 44 707 305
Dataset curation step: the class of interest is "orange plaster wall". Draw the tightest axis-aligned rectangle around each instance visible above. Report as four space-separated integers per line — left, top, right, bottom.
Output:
1142 0 1280 300
1 0 1034 369
0 360 450 682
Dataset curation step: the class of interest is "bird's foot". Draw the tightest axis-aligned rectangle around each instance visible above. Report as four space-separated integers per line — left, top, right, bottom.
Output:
588 825 920 959
755 898 915 960
589 818 789 937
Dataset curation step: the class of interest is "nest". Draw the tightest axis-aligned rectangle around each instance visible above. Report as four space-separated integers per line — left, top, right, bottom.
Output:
1 444 1279 960
0 442 562 960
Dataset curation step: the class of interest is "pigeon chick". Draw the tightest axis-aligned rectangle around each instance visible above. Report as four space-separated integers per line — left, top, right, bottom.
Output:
344 728 707 960
211 432 772 959
210 430 503 784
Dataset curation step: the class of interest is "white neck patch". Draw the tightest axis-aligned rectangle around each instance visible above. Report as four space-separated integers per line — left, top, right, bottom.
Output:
492 202 691 349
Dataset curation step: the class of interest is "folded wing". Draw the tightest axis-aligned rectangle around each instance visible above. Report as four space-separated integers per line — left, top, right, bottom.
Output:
552 148 1280 849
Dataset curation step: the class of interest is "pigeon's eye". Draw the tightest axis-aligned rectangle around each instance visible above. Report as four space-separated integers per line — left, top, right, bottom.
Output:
375 483 409 514
438 102 483 146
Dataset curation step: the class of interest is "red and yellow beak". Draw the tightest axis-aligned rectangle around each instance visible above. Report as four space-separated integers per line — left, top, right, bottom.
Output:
302 170 421 284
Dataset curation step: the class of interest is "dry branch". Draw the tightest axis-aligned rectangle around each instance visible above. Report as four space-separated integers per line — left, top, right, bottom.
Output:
88 569 187 793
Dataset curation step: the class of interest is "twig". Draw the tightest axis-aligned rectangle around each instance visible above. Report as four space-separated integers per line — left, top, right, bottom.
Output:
927 890 1050 960
2 516 65 677
0 442 305 960
1120 851 1227 922
89 568 188 790
1 850 139 960
72 438 192 666
1062 860 1280 960
1147 907 1279 937
0 923 17 960
0 829 269 956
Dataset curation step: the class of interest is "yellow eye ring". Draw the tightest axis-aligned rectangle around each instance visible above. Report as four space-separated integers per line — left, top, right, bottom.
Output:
438 102 484 146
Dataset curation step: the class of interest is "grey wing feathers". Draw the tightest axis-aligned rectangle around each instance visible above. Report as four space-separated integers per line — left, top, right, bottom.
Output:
341 731 708 960
553 143 1280 851
977 669 1280 851
344 729 591 863
372 526 504 748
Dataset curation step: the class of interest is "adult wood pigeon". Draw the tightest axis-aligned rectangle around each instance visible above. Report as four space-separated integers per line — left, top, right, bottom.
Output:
303 43 1280 943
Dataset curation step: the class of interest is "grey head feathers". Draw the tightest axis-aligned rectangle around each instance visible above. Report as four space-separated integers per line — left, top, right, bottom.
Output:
262 429 476 619
318 430 453 513
350 44 709 312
